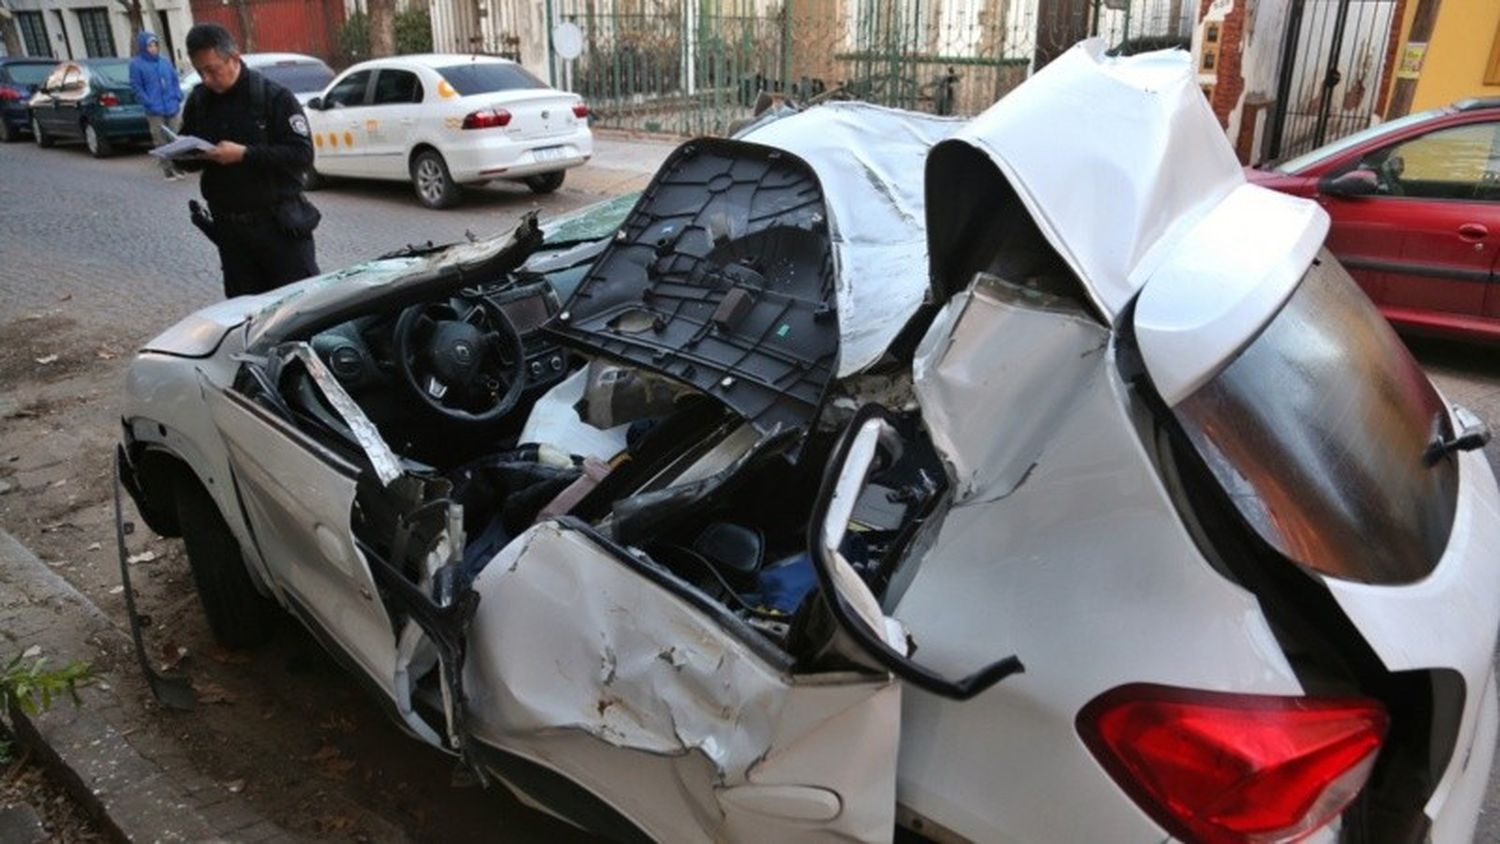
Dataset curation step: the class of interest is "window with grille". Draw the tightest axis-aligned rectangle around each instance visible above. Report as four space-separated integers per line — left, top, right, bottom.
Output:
76 8 116 58
17 12 51 58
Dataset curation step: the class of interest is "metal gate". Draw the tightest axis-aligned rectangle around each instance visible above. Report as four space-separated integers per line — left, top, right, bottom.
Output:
541 0 1190 135
1266 0 1400 161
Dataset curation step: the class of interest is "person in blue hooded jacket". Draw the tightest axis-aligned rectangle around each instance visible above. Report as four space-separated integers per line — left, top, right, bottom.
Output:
129 32 184 179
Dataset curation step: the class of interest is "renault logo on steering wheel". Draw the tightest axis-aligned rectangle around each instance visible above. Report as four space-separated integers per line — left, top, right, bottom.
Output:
453 342 473 364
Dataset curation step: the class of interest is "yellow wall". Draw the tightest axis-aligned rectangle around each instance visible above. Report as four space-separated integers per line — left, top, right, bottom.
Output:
1402 0 1500 112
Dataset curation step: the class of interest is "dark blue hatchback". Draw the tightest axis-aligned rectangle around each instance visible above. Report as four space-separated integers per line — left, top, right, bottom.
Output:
0 57 57 143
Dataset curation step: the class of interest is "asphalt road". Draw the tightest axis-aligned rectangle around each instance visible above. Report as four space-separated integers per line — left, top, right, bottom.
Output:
4 136 1500 840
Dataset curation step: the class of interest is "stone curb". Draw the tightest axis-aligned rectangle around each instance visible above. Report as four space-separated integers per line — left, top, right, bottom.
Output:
0 528 288 843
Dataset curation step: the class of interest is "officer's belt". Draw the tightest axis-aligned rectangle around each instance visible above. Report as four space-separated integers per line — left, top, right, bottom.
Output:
212 208 276 226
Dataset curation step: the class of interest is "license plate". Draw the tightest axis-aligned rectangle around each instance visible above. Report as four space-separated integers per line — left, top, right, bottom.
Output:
533 146 567 163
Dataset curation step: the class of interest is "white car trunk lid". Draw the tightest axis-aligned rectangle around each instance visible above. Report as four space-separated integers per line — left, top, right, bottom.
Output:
473 89 582 141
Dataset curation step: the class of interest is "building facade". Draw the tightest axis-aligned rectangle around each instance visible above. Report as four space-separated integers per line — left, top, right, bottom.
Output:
4 0 194 64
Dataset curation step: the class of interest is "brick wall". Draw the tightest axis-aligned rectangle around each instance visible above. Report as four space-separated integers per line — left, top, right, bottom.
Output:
1199 0 1247 128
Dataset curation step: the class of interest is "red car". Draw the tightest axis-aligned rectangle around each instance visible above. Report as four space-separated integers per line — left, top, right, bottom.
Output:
1249 97 1500 342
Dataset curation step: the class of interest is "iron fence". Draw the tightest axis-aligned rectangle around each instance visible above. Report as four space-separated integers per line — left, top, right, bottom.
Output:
536 0 1190 135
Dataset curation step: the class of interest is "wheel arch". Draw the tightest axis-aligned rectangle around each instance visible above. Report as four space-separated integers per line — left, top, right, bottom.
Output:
408 141 441 173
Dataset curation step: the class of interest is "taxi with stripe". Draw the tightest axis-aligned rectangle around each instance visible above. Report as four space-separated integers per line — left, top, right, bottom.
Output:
305 54 592 209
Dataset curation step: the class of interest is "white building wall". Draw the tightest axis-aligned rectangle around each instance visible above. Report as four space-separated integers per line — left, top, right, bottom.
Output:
6 0 193 65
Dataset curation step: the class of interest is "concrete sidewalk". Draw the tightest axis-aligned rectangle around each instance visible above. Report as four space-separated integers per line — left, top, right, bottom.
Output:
0 529 297 842
566 130 680 196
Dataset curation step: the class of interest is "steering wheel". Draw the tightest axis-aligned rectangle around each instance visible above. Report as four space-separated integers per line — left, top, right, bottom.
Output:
393 297 527 424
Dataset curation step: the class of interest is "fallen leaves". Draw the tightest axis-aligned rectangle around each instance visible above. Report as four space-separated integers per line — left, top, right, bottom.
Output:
33 355 58 365
193 681 236 705
312 814 358 835
317 714 357 734
125 550 157 565
309 744 357 780
159 643 189 672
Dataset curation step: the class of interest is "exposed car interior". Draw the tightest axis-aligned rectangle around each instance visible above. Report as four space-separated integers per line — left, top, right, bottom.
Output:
234 141 954 680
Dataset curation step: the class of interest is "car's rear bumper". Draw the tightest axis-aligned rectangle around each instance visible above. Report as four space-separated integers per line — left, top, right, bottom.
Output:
442 126 594 183
93 106 151 140
2 104 29 131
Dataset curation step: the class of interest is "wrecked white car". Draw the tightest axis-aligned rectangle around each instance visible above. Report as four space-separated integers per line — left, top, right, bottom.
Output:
115 43 1499 843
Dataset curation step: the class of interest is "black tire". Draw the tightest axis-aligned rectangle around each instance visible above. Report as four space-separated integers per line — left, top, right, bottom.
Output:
0 119 16 143
174 474 274 649
524 170 565 194
411 149 462 209
31 115 53 148
84 121 113 158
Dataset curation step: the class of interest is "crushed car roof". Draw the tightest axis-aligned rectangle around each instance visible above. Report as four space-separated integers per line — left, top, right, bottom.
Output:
738 102 963 375
929 40 1248 322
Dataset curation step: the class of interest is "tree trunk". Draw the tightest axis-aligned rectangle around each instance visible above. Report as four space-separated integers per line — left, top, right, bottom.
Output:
1385 0 1440 118
0 7 23 57
232 0 255 52
121 0 145 39
368 0 395 57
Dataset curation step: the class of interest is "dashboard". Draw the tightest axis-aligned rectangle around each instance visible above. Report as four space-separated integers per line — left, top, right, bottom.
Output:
311 279 571 407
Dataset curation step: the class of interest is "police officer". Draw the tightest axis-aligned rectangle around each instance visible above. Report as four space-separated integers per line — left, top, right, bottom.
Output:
178 23 320 298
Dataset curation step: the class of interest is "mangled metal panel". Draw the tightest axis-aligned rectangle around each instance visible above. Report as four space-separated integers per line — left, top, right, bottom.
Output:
462 521 901 841
913 275 1110 503
548 140 839 438
284 343 404 486
925 41 1244 321
739 102 963 376
247 215 544 351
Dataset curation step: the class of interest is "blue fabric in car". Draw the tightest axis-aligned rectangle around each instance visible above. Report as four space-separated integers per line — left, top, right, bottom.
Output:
754 554 818 614
447 448 581 579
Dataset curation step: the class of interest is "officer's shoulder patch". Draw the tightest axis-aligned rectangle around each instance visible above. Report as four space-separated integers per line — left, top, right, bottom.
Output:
290 115 309 137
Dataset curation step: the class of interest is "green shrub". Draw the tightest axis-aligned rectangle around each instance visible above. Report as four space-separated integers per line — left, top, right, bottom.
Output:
338 7 431 63
338 11 370 64
0 653 95 763
395 7 432 55
2 654 95 716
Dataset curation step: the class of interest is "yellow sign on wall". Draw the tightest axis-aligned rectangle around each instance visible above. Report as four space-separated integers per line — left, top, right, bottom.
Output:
1397 42 1428 80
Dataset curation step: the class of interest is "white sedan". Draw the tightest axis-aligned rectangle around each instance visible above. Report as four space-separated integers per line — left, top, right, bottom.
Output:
115 43 1499 842
304 54 593 209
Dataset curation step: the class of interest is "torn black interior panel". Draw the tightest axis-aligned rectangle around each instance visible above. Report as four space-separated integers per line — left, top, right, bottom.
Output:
548 139 839 439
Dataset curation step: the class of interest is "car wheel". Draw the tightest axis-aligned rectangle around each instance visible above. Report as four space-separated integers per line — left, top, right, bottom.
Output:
84 122 112 158
174 473 274 649
0 119 16 143
411 150 462 209
31 116 53 148
524 170 565 194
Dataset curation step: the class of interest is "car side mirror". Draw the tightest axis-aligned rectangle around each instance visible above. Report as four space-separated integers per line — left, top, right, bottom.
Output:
1320 169 1380 198
306 96 324 110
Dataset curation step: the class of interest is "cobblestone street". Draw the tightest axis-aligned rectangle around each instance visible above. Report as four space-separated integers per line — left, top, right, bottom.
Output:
0 135 671 841
4 130 1500 841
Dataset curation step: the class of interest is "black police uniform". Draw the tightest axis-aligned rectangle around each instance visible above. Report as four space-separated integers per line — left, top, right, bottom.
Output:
178 67 320 298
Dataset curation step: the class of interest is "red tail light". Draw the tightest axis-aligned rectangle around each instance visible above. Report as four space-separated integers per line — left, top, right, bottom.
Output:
1078 684 1387 844
0 86 24 102
572 102 589 119
461 107 510 130
98 92 120 107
